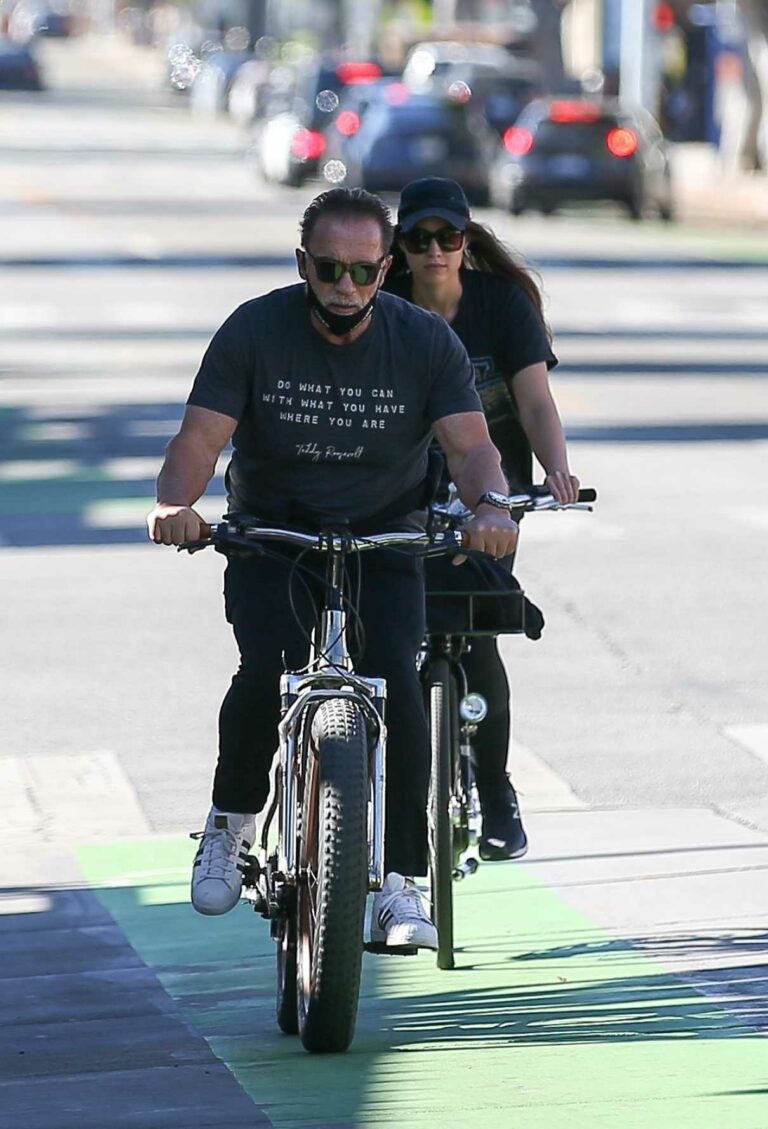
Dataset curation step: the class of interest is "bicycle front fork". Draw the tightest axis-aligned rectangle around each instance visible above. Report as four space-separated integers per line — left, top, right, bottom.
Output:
451 722 483 881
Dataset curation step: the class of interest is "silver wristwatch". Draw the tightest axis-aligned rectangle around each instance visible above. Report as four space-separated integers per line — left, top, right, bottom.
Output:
476 491 510 511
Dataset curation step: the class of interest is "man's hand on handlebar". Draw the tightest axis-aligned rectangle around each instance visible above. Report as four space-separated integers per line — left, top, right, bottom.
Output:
454 506 519 566
147 503 205 546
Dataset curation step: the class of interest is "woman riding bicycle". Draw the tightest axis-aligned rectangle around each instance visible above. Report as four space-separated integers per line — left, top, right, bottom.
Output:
384 177 579 861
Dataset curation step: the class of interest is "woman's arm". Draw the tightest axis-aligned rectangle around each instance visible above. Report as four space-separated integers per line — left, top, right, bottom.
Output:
512 362 579 503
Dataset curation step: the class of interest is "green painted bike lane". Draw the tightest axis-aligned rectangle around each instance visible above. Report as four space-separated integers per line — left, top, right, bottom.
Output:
77 837 768 1129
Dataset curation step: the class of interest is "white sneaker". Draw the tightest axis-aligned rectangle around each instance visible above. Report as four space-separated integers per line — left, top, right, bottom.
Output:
370 872 438 950
190 807 256 916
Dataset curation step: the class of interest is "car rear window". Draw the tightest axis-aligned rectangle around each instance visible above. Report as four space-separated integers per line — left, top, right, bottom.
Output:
534 120 619 153
381 103 471 133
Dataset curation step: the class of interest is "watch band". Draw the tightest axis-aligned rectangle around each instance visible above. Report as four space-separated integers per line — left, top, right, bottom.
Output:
476 491 510 511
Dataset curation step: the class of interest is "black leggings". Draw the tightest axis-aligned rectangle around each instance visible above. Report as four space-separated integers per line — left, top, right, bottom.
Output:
461 636 511 794
213 548 431 877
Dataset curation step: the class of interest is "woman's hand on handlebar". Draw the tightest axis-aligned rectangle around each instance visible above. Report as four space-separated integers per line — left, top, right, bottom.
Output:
544 471 580 505
147 503 205 546
454 507 518 566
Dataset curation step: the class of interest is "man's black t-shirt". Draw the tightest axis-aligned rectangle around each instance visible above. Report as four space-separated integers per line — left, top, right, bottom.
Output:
386 270 557 488
187 284 481 528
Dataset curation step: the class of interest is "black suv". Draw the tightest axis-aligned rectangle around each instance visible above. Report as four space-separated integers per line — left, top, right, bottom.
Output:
489 96 674 220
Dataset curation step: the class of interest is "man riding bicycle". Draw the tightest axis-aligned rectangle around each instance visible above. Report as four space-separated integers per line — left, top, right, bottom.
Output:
146 187 518 951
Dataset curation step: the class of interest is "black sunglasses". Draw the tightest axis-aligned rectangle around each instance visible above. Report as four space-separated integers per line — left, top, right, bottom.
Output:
304 251 386 286
400 227 465 254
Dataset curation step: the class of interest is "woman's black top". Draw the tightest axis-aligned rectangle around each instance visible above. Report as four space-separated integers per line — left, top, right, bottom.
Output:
385 269 557 489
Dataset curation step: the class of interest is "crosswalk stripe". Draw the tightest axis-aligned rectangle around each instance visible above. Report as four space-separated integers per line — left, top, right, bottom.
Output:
85 495 224 528
0 752 150 842
0 459 79 481
508 741 587 811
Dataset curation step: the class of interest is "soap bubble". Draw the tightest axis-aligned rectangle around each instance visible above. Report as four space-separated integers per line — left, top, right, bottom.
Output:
316 89 340 113
323 160 348 184
447 80 472 104
224 26 250 51
168 45 201 89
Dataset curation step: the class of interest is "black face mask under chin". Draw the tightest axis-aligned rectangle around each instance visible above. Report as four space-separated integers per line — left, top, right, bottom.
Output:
305 283 378 338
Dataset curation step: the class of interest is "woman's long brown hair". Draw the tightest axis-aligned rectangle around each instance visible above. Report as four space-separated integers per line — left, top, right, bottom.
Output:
386 219 551 341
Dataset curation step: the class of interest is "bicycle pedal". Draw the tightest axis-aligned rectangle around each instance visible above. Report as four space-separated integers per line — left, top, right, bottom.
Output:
241 856 261 883
363 941 418 957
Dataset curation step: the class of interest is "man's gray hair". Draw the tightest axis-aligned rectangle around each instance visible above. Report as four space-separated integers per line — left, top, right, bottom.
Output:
300 187 394 253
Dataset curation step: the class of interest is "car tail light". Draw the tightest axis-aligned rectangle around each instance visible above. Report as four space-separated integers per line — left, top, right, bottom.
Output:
549 100 602 123
503 126 535 156
291 129 326 161
335 110 361 137
335 61 382 85
606 127 638 158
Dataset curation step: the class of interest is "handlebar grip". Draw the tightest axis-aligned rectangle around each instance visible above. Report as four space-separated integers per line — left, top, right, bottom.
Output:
199 522 213 540
578 488 597 503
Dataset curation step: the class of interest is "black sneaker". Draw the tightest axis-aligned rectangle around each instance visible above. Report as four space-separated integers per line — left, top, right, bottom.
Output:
479 780 528 861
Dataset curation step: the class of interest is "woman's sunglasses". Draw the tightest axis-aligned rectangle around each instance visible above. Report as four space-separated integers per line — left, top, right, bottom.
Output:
400 227 465 255
304 251 385 286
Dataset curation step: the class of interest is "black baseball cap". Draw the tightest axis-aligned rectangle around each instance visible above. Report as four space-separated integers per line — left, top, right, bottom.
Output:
397 177 471 232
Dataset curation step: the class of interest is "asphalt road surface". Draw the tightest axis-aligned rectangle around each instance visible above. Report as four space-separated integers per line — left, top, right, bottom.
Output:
2 35 768 1129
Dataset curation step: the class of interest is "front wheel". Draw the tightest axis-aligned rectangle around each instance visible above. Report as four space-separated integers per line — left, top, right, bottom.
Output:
275 891 298 1034
426 658 456 970
296 698 369 1053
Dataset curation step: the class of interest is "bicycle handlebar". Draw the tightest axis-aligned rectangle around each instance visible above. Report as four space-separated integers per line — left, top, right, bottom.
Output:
181 488 596 554
432 486 597 524
488 487 596 511
185 522 466 554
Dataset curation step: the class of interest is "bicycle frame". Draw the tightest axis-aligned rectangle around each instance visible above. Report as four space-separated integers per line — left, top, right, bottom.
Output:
254 538 389 901
421 635 484 879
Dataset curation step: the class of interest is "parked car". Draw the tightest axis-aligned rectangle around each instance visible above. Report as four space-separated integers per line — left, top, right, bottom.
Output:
403 40 545 139
189 50 254 116
8 1 73 39
442 59 546 137
338 90 496 203
227 57 273 126
256 57 385 187
321 78 406 173
489 96 674 220
0 37 43 90
30 7 74 37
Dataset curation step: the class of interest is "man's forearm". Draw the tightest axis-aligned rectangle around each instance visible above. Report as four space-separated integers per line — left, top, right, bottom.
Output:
156 434 217 506
446 445 509 510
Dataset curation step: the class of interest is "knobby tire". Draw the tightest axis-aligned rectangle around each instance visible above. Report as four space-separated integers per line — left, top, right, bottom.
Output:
296 698 369 1053
427 658 455 970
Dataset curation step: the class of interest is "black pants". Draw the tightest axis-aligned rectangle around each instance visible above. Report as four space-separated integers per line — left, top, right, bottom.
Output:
461 636 511 795
213 548 430 877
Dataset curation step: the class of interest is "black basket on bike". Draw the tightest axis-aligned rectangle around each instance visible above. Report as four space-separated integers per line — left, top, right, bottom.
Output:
424 555 544 639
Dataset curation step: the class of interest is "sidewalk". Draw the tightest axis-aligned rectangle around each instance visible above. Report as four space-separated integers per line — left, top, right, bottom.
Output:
672 142 768 228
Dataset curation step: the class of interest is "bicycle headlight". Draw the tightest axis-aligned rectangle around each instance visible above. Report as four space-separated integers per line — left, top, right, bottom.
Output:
459 693 488 723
